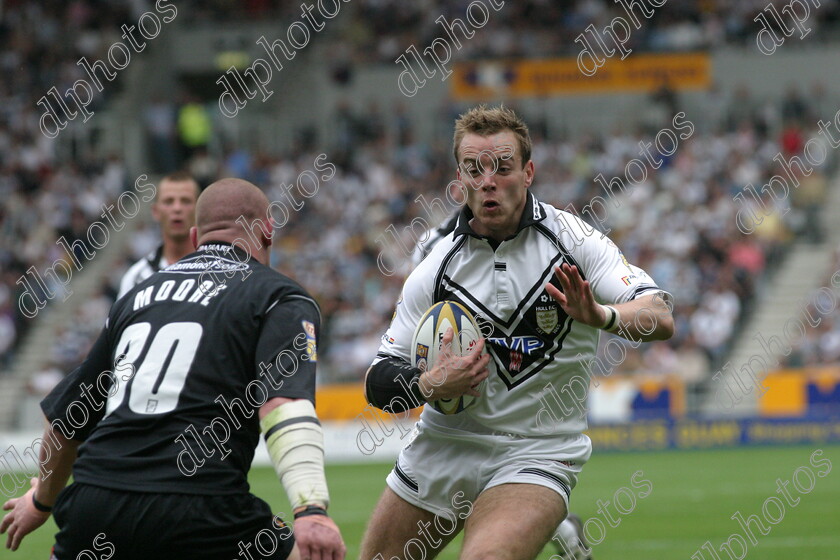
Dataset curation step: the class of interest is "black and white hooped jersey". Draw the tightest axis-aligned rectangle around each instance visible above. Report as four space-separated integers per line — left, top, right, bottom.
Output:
374 192 670 436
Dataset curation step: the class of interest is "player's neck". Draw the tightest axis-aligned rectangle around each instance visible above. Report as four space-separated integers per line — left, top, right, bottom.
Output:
163 238 194 264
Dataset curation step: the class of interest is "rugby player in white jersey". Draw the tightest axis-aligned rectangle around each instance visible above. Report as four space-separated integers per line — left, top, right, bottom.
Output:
410 183 594 560
361 105 674 560
118 171 199 298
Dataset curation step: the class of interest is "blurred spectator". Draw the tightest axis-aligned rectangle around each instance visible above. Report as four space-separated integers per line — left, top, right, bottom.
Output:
177 96 212 163
144 97 178 173
26 362 65 396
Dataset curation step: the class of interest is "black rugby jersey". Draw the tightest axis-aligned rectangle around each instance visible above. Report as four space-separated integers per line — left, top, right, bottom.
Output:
42 242 319 495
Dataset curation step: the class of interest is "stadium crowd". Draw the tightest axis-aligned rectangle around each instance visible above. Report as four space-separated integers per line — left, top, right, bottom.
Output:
781 248 840 368
344 0 840 64
160 84 833 385
0 1 139 373
2 1 839 401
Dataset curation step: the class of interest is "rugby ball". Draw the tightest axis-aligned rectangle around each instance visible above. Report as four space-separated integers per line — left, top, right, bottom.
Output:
411 300 484 414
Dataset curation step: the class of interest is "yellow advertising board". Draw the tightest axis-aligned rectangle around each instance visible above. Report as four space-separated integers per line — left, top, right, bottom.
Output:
452 53 710 99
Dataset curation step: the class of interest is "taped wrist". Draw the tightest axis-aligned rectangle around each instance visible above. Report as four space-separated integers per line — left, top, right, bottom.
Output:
599 305 619 331
260 400 330 510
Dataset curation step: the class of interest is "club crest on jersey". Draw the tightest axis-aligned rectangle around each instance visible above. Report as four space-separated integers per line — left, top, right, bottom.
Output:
535 305 559 335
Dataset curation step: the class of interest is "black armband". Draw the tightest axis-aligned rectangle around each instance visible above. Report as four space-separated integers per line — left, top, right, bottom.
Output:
365 356 427 412
32 494 53 513
294 505 328 519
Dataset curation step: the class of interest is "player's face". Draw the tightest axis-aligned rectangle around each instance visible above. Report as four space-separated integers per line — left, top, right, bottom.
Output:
457 131 534 241
153 180 198 241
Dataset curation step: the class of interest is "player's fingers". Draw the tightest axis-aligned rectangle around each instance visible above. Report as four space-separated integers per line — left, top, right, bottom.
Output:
470 354 489 373
297 540 313 560
335 539 347 560
470 337 485 356
470 361 489 383
470 345 484 363
565 264 583 295
326 536 344 560
553 266 570 289
0 511 11 533
2 498 15 511
580 279 592 299
545 282 563 302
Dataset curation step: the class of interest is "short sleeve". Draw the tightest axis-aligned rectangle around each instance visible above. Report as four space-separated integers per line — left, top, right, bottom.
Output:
570 221 668 305
41 327 113 441
254 295 321 403
374 264 434 363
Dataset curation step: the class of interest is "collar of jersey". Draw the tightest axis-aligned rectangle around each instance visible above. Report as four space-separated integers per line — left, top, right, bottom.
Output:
453 190 546 241
196 241 253 261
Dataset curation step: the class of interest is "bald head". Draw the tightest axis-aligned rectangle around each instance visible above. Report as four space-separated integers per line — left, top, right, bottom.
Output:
191 178 272 264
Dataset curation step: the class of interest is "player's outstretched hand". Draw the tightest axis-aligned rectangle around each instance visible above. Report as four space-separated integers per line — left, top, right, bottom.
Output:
546 263 606 328
293 514 346 560
420 328 490 401
0 478 52 551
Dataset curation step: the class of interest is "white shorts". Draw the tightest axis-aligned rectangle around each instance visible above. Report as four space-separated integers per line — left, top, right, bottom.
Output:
386 415 592 517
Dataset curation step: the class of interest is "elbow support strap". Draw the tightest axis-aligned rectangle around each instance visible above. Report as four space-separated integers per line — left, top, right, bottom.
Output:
365 357 426 412
260 400 330 510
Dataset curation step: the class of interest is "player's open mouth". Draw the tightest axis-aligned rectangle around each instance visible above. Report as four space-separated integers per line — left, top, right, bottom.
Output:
483 200 500 210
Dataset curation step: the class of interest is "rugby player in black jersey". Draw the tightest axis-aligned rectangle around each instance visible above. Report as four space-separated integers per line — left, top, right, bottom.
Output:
2 179 345 560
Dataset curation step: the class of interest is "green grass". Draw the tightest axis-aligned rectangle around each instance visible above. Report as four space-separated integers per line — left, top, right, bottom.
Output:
6 445 840 559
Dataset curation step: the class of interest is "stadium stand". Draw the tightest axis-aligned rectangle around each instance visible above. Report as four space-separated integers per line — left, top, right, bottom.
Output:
3 0 840 428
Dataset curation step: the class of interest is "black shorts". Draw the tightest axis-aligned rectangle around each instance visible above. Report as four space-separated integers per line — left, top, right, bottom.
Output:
51 483 295 560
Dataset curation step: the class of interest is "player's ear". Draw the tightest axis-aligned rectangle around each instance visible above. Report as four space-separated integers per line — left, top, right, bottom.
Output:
190 226 198 249
263 217 275 247
524 160 535 188
151 201 161 222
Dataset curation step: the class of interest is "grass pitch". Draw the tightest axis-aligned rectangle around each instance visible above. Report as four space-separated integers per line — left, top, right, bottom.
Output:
6 444 840 559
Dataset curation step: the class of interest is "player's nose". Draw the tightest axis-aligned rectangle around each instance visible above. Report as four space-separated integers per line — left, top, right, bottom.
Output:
480 175 497 189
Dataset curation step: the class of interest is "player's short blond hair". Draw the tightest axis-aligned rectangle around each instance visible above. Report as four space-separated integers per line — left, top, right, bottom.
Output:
156 171 200 202
452 105 531 168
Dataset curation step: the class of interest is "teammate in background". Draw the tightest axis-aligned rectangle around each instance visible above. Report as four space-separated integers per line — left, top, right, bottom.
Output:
361 106 674 560
118 171 200 298
1 179 346 560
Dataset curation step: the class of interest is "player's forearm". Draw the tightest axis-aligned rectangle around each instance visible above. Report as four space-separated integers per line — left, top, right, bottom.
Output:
259 399 330 510
364 357 426 412
35 423 79 506
608 293 675 342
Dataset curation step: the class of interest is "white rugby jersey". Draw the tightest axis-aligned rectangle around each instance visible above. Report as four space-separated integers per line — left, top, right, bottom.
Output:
117 246 168 299
410 211 460 268
374 192 670 436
